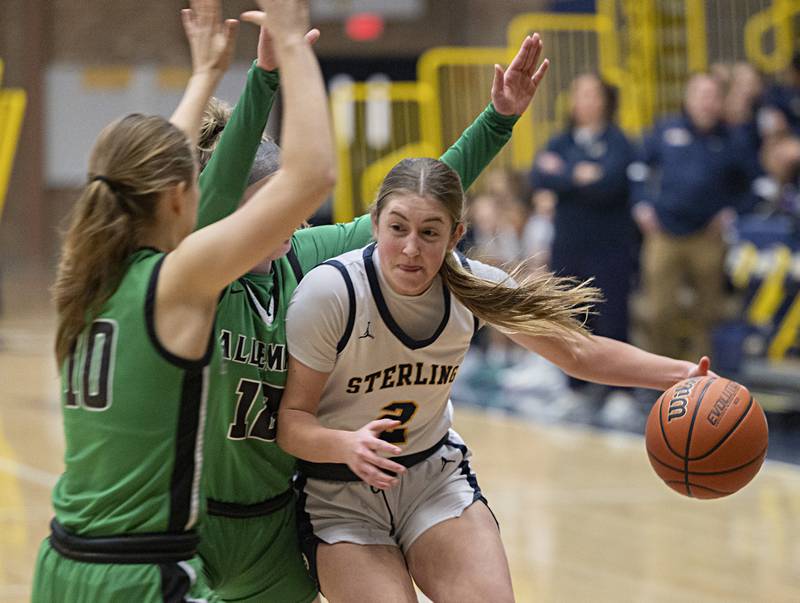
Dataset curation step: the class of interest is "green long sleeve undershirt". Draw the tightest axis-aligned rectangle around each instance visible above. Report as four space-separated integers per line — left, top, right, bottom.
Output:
196 61 520 273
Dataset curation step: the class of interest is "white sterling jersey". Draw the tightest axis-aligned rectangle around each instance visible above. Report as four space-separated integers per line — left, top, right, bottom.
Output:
290 243 484 455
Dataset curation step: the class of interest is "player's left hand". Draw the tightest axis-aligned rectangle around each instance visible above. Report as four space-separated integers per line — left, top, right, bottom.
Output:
491 33 550 116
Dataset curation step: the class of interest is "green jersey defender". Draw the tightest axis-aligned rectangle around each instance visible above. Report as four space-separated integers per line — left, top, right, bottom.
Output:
196 63 520 602
33 250 220 603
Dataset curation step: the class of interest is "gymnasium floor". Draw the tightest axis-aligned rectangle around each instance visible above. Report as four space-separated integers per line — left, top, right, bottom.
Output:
1 284 799 602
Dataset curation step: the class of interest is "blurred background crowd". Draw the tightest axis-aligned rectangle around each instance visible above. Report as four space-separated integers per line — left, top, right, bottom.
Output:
453 54 800 433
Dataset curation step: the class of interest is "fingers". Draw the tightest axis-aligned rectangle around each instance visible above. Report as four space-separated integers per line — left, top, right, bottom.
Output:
698 356 711 375
367 418 401 435
240 10 266 26
181 8 195 34
507 37 530 74
372 455 407 475
359 466 399 490
525 33 542 73
192 0 219 29
532 58 550 87
305 27 321 45
491 64 504 98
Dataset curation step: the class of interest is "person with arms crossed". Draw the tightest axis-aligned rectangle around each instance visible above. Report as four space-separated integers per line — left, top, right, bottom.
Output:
279 156 713 602
31 0 334 600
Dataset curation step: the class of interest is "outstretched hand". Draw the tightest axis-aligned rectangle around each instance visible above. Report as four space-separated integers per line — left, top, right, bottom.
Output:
181 0 238 77
491 33 550 116
250 18 320 72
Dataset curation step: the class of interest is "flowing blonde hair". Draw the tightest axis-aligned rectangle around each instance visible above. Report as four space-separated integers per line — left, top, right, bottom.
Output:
372 158 601 339
53 114 195 364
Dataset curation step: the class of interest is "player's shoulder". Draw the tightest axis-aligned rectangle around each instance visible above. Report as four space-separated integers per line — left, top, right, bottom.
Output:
294 248 364 302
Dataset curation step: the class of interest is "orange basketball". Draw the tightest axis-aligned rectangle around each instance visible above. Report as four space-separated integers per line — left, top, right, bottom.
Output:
645 376 768 499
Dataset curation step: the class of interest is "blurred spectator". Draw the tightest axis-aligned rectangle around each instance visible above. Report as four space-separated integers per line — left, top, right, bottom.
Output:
758 51 800 137
529 73 638 423
726 62 766 182
751 132 800 223
464 174 530 367
629 73 750 361
521 189 555 269
466 192 524 264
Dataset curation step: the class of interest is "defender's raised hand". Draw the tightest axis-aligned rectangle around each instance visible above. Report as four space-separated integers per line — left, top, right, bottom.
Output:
181 0 238 77
252 20 321 72
241 0 310 39
491 33 550 116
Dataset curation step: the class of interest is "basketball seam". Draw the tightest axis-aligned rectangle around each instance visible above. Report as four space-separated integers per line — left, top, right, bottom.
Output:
647 445 767 475
687 396 755 461
657 390 684 460
683 378 716 498
663 480 732 496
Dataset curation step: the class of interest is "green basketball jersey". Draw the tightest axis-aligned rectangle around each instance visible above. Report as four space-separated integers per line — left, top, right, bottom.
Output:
53 249 217 536
203 217 374 503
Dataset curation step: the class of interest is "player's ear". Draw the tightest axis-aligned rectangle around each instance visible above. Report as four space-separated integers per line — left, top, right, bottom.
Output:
163 182 186 217
448 222 466 251
371 208 379 240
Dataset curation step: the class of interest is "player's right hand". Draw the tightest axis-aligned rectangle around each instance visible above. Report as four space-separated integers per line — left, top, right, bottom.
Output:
242 0 310 38
344 419 407 490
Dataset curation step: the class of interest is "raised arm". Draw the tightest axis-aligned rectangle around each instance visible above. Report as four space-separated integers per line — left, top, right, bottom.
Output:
196 24 321 230
170 0 237 147
287 33 553 272
441 34 549 190
164 0 335 299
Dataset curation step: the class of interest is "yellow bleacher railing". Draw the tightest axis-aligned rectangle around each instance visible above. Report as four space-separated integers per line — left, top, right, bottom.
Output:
330 81 434 223
748 245 792 327
769 291 800 360
0 59 27 221
745 0 799 74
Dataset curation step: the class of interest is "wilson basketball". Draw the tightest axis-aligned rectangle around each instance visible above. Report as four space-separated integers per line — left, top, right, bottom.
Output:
645 376 768 499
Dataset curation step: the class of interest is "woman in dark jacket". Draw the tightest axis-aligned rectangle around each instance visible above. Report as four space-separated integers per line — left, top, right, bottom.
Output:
530 73 638 425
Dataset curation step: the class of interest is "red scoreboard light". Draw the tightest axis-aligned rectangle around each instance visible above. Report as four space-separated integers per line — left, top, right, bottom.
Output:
345 12 385 42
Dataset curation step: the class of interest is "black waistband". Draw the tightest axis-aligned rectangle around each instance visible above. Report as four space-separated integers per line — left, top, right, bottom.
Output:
48 519 198 564
207 488 294 519
297 434 449 482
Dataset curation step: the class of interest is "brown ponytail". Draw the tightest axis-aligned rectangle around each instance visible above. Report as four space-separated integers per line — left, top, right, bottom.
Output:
53 114 194 364
373 158 601 339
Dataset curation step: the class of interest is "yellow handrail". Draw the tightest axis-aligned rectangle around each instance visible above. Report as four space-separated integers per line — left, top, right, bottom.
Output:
0 89 27 220
745 0 798 74
768 292 800 360
748 245 792 326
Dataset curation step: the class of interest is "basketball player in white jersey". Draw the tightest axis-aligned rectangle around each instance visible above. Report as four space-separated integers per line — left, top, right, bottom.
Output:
279 157 712 602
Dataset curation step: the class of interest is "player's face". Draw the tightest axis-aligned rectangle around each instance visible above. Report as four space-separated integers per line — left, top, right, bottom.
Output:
374 194 462 296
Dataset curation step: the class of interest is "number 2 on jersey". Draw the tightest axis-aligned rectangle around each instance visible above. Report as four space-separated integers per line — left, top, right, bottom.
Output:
227 379 282 442
378 401 418 444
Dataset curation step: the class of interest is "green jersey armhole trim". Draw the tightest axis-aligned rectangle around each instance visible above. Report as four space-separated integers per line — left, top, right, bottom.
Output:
144 254 216 370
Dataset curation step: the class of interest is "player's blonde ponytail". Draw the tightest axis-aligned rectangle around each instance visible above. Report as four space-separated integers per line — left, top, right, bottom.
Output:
372 158 601 338
197 97 232 170
53 114 195 364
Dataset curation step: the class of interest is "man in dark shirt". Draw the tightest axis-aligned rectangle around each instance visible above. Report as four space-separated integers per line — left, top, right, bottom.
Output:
629 73 747 360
